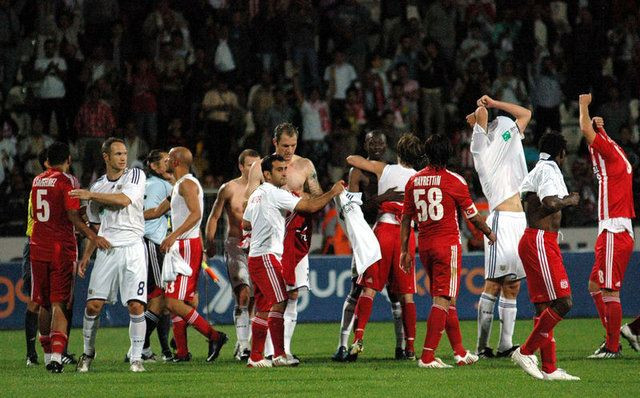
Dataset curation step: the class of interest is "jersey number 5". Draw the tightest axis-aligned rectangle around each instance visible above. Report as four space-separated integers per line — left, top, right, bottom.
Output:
413 188 443 222
35 189 50 222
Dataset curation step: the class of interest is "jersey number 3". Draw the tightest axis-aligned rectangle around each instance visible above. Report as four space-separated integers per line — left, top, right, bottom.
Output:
414 188 443 222
35 189 50 222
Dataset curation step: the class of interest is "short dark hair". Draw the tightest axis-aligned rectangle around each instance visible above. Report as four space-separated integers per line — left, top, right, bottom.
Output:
101 137 125 155
261 154 285 173
238 149 260 165
424 134 452 169
273 122 299 142
538 131 567 160
47 142 70 166
145 149 166 176
396 134 422 168
38 150 48 169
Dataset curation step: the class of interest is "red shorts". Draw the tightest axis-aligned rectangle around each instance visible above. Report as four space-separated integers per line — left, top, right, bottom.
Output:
418 240 462 298
589 230 634 291
164 238 202 302
248 254 288 312
30 243 76 307
357 222 416 294
518 228 571 303
282 212 312 287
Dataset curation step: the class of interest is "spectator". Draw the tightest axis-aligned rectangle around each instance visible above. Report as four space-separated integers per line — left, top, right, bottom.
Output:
491 59 528 107
531 56 562 144
422 0 458 65
213 25 237 79
34 38 69 141
597 85 630 140
286 0 320 90
122 120 148 168
82 0 119 48
417 39 448 136
394 34 419 80
452 58 491 118
334 0 372 73
458 23 489 70
18 118 52 178
127 57 159 146
165 117 188 148
324 49 358 102
265 87 296 153
156 40 186 137
293 73 330 169
247 71 275 144
0 0 25 100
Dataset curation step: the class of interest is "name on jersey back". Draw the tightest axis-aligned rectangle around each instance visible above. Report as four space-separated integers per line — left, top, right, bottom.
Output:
414 175 441 186
33 177 57 187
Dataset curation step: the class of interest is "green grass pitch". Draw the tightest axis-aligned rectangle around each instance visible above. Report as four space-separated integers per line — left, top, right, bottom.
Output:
2 318 639 397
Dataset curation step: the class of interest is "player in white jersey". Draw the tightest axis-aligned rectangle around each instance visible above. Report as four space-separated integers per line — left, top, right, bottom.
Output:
70 137 148 373
205 149 261 361
144 147 228 362
466 95 532 358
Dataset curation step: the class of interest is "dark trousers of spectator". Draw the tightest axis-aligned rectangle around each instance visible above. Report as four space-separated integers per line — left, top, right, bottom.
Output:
134 112 158 147
534 106 561 146
77 137 104 187
421 88 445 137
292 46 320 90
0 45 19 100
205 120 235 179
39 97 69 142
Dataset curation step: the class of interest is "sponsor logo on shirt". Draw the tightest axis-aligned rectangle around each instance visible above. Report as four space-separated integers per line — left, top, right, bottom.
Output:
502 131 511 141
560 279 568 289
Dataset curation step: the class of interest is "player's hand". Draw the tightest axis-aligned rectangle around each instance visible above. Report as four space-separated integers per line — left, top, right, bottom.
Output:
160 234 177 253
486 231 497 245
477 95 496 108
93 236 111 250
578 93 592 106
566 192 580 206
379 187 404 203
592 116 604 129
69 189 92 200
331 180 345 195
400 251 413 273
77 258 90 278
465 112 476 127
205 243 215 258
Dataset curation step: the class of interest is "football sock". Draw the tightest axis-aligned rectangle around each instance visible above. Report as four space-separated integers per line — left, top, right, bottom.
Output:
172 315 188 357
283 298 298 355
64 301 73 353
185 308 220 340
339 296 357 348
129 313 146 362
534 316 557 374
25 309 38 357
236 306 250 348
50 331 67 364
497 297 517 352
477 293 496 351
39 335 52 365
401 302 416 352
157 313 171 353
521 307 562 355
391 301 405 349
353 295 374 342
250 316 269 361
604 296 622 352
420 304 448 363
629 316 640 334
590 291 607 329
268 311 285 358
445 306 466 357
143 310 160 349
82 308 100 357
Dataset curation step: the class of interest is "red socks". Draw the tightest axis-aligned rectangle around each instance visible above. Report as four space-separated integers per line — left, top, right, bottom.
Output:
185 308 220 341
590 291 607 329
39 335 51 354
420 304 448 363
250 316 269 361
268 311 285 358
533 316 557 374
401 302 417 352
50 331 67 355
353 296 373 342
445 306 466 357
172 316 188 357
604 296 622 352
521 307 562 355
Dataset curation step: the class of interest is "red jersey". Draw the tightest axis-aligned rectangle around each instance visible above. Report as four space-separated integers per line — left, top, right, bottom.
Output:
588 128 635 220
403 166 479 245
29 168 81 260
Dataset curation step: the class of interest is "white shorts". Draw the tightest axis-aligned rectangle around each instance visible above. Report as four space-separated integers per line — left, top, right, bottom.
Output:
224 237 251 292
287 254 310 292
484 211 526 281
87 240 148 306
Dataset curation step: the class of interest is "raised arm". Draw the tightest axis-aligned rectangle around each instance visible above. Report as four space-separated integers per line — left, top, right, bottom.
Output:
204 183 229 257
477 95 532 133
295 181 344 213
578 94 597 145
160 180 202 252
345 155 386 179
245 160 264 199
144 198 171 220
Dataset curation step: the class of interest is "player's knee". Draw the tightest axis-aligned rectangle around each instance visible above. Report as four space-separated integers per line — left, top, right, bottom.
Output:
236 285 251 306
362 288 376 298
587 280 600 293
127 300 145 315
27 301 40 313
287 290 299 300
552 297 572 317
400 294 414 304
86 299 104 316
483 280 501 296
271 300 287 313
501 281 520 299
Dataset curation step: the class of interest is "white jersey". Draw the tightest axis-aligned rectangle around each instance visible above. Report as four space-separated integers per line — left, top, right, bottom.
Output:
170 174 203 240
243 182 301 258
87 168 146 247
519 153 569 200
471 116 528 212
377 164 416 224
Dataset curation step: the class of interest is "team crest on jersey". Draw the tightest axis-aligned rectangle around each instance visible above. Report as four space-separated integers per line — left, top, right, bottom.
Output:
502 131 511 141
560 279 568 289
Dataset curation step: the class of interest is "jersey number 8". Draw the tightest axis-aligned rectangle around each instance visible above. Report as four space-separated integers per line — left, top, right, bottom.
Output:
413 188 443 222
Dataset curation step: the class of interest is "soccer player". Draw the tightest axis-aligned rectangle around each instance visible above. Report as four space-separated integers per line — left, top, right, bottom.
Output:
578 93 635 359
246 122 324 362
243 154 344 367
621 316 640 352
346 134 421 361
511 131 580 380
467 95 532 358
145 147 228 362
401 134 494 368
332 130 406 362
205 149 260 361
71 137 149 373
30 142 109 373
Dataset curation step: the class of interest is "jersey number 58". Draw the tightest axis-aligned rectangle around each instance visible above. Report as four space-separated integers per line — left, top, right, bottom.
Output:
413 188 443 222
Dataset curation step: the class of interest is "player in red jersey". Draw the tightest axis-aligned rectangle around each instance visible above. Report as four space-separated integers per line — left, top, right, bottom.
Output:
29 142 110 373
401 134 496 368
511 131 580 380
579 94 636 359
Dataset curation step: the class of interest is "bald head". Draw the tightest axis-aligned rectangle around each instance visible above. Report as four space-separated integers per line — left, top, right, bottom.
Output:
167 147 193 174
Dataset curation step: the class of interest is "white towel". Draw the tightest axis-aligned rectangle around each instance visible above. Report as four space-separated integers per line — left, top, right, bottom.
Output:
334 191 381 275
161 241 193 287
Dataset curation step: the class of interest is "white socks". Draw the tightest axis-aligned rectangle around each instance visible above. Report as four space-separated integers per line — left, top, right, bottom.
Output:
264 330 273 357
477 293 497 351
284 298 298 355
129 313 146 362
339 296 357 348
391 301 405 349
235 306 250 349
498 297 517 352
83 308 100 357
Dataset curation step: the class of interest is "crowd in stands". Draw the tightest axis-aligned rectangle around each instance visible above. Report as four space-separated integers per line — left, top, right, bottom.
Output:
1 0 639 240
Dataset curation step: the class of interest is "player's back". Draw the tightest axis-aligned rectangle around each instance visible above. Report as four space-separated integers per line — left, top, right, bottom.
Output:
30 169 80 258
377 163 416 223
171 173 203 239
404 166 478 245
